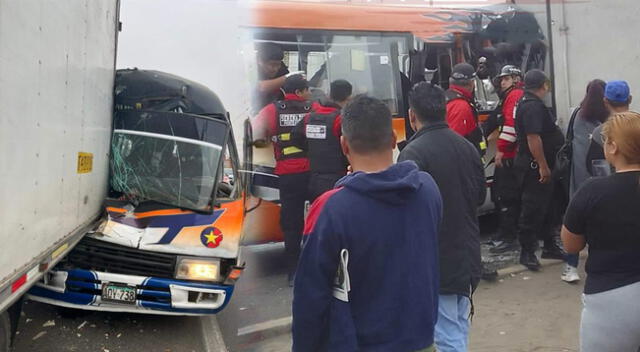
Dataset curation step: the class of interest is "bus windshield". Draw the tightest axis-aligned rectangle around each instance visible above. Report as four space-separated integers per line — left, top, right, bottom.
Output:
110 111 228 211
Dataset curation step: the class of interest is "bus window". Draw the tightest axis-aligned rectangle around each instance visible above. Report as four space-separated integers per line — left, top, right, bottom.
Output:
253 30 409 116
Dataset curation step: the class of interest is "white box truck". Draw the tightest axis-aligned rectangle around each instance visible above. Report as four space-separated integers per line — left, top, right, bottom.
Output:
0 0 119 349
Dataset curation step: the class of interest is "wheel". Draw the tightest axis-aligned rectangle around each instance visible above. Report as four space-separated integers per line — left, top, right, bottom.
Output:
0 311 11 352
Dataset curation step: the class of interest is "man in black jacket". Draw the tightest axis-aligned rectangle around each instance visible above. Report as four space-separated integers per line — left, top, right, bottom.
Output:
398 82 485 352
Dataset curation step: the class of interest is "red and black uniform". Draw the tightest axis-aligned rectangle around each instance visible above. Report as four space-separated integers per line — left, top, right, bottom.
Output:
253 94 321 269
445 85 487 157
292 101 348 202
493 85 524 243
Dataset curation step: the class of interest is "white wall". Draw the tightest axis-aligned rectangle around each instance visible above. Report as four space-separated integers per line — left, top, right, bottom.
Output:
518 0 640 127
117 0 254 149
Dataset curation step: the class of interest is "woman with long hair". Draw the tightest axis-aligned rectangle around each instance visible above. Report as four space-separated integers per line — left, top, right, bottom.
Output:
561 79 609 283
561 111 640 351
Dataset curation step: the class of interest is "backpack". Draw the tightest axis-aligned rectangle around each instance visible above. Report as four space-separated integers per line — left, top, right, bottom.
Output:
554 107 580 194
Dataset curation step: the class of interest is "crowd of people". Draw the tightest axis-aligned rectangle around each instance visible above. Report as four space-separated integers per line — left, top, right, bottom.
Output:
250 42 640 351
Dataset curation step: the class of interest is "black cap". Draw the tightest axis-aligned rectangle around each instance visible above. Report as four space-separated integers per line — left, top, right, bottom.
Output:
524 69 549 90
256 42 284 62
282 74 309 94
451 63 476 81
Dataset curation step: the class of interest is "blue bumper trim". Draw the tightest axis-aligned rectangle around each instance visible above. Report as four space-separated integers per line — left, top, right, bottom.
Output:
28 269 235 315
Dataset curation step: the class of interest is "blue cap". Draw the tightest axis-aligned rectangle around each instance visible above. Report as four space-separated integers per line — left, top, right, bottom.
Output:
605 80 630 103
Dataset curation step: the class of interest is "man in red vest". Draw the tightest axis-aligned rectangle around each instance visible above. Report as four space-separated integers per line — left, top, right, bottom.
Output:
252 75 320 285
292 79 352 202
491 65 525 253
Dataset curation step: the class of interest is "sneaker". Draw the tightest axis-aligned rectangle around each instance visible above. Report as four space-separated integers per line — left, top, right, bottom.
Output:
520 251 541 271
541 243 566 260
490 240 519 254
561 264 580 283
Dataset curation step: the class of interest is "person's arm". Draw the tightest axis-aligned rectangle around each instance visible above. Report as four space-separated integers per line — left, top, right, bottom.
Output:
292 205 341 352
251 104 276 147
446 101 476 137
561 226 586 254
527 134 551 183
257 75 286 93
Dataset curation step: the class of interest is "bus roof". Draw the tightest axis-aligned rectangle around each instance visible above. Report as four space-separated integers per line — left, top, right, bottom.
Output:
246 0 512 43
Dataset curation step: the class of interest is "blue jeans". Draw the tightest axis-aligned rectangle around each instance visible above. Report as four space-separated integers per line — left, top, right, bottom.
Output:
566 253 579 268
435 294 470 352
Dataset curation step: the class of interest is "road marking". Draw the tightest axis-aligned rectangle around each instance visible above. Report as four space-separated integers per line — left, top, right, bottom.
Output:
237 316 292 337
200 316 228 352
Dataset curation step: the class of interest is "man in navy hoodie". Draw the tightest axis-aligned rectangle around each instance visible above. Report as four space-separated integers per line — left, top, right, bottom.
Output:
292 95 442 352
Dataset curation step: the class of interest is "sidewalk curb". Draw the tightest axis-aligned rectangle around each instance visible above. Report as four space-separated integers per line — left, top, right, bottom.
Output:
200 315 228 352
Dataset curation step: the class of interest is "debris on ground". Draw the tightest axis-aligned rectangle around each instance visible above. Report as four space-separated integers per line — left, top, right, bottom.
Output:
42 320 55 327
77 321 88 330
32 331 46 341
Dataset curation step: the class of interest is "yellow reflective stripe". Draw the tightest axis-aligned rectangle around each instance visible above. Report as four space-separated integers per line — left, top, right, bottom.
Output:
279 133 291 141
479 141 487 150
282 146 303 155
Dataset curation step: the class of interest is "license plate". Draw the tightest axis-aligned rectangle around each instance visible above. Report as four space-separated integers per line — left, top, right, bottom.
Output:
101 283 137 304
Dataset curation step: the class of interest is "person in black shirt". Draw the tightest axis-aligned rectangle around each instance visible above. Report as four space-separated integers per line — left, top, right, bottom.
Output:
562 111 640 352
251 42 304 115
514 69 565 270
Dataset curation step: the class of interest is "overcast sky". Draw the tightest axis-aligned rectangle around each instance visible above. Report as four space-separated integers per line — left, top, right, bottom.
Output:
117 0 254 138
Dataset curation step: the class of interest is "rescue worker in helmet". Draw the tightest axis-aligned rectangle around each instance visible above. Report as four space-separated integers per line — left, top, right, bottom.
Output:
252 42 305 115
490 65 525 254
291 79 353 202
445 63 487 157
252 74 321 285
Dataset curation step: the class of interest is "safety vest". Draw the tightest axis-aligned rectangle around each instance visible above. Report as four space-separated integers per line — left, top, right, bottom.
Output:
272 100 311 161
306 109 348 175
444 89 487 156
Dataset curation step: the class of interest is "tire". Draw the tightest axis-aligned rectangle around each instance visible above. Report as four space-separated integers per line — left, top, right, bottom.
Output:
0 311 11 352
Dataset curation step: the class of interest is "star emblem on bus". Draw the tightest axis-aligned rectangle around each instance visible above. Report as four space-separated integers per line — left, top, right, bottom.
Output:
200 227 223 248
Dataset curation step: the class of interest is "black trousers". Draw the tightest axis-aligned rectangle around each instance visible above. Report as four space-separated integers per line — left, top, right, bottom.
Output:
279 172 310 270
308 172 344 203
493 160 521 242
516 166 557 253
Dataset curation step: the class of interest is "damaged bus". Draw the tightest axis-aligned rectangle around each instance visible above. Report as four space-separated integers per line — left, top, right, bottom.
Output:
28 70 246 315
241 0 548 245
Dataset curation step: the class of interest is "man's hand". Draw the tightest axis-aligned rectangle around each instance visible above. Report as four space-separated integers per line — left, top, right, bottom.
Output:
495 151 504 168
252 139 269 148
539 166 551 184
